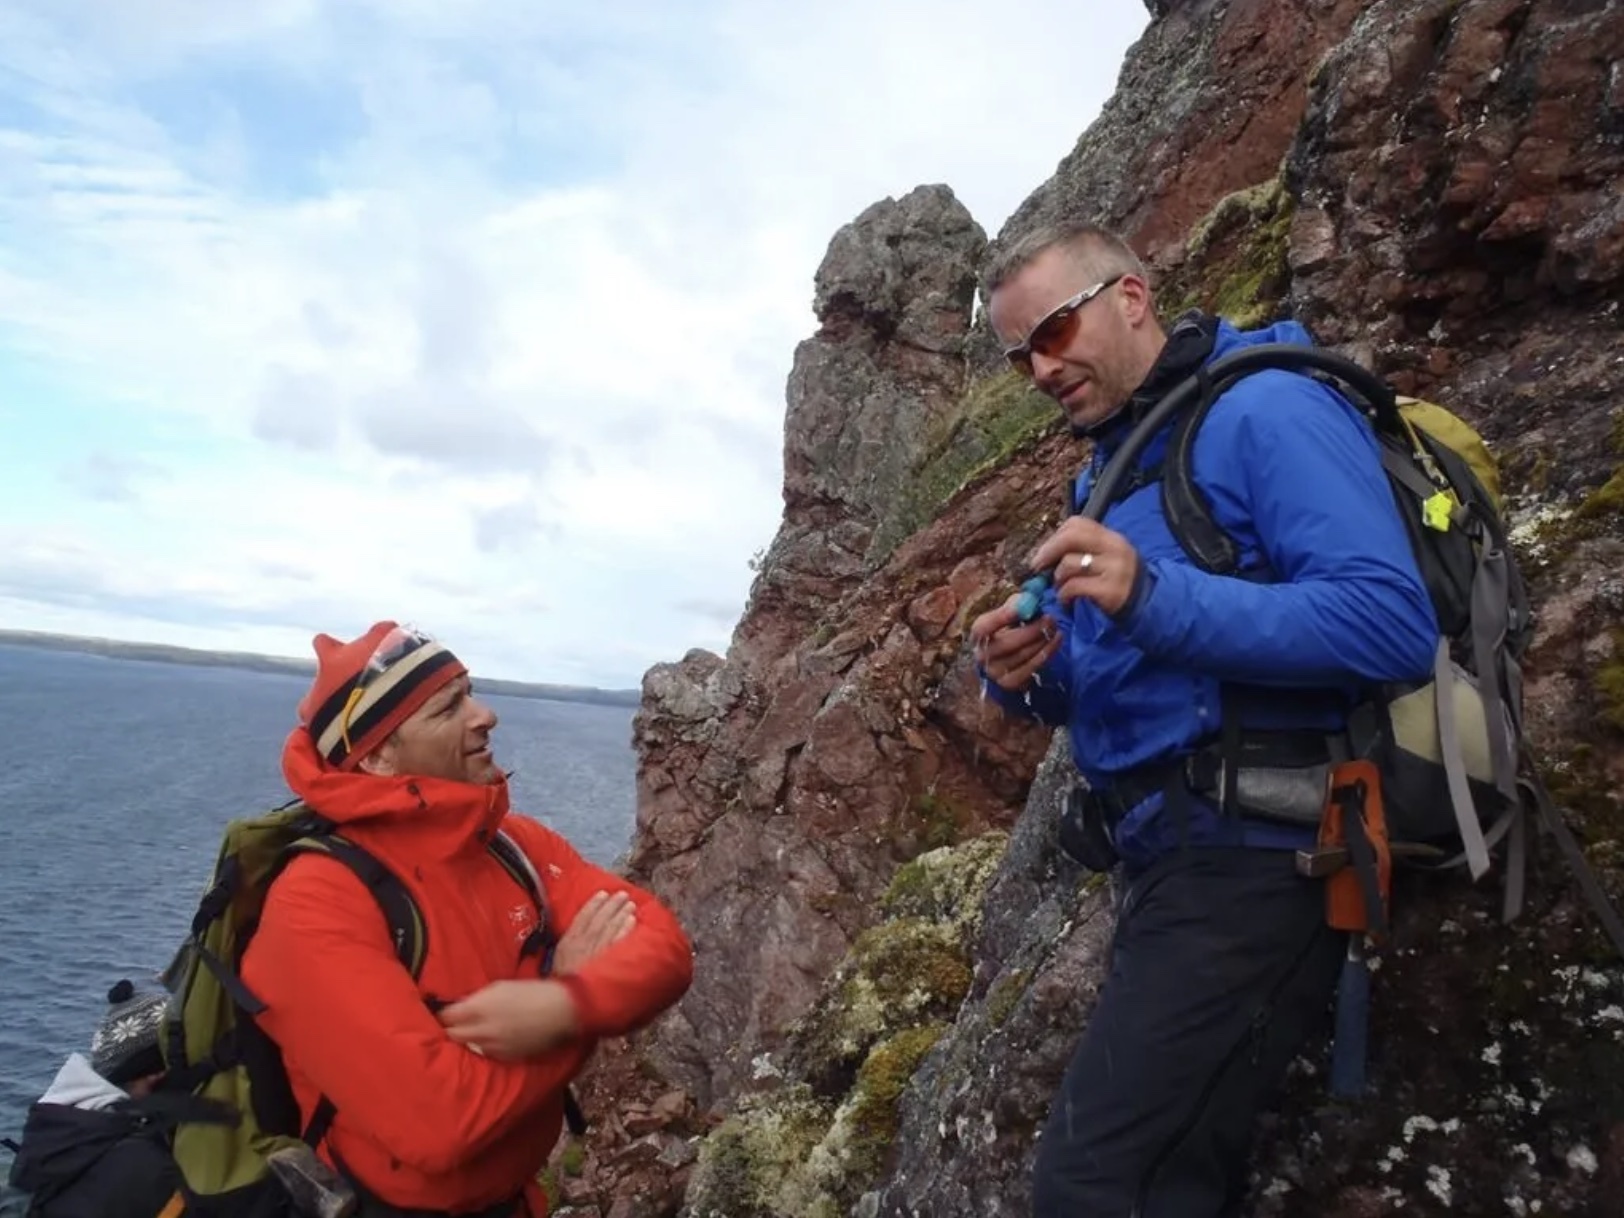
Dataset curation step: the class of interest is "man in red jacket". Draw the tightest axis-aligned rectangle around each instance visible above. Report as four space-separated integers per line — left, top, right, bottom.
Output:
239 621 694 1217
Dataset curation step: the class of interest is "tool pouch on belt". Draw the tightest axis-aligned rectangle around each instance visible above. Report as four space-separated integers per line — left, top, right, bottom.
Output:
1226 761 1332 827
1296 759 1393 939
1059 785 1120 872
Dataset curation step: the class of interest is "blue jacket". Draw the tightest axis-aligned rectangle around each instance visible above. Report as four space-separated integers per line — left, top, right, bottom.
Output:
985 318 1440 871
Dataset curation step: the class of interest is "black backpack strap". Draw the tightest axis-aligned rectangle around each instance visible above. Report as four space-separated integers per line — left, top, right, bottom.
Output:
487 831 558 970
300 1096 338 1150
487 830 542 905
285 834 427 978
561 1090 589 1139
278 832 427 1151
485 832 589 1137
188 860 273 1018
1161 366 1242 575
1155 350 1400 578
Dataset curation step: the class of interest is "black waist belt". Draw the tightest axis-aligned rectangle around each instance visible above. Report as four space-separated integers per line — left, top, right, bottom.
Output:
1090 730 1335 824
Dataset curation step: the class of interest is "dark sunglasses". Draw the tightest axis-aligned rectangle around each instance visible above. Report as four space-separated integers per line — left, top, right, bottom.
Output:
1003 274 1124 376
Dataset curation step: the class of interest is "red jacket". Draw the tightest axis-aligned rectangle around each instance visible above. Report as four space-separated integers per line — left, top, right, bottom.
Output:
239 729 694 1214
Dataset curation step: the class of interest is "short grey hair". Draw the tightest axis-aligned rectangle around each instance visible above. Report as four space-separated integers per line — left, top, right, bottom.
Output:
981 219 1149 301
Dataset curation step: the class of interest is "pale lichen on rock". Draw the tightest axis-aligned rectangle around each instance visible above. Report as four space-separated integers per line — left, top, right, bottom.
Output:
676 834 1009 1217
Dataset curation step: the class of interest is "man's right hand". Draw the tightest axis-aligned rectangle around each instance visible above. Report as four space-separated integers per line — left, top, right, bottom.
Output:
552 890 635 974
969 594 1063 692
439 979 581 1060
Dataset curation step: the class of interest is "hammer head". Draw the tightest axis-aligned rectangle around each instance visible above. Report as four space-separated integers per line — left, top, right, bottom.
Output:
265 1145 358 1218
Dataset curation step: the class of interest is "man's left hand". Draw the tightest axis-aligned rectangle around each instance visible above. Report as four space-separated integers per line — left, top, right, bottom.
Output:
1029 517 1142 618
438 979 581 1061
553 891 635 974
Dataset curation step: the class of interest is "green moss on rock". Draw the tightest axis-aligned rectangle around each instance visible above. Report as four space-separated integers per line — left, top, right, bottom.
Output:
1521 448 1554 496
1541 753 1619 829
1507 458 1624 575
984 968 1030 1028
698 834 1012 1215
1574 466 1624 527
869 371 1060 562
859 919 973 1008
685 1029 950 1218
683 1086 836 1218
787 835 1008 1100
881 831 1008 933
1594 629 1624 735
1161 174 1295 329
911 790 966 851
847 1024 946 1156
790 916 970 1091
805 1023 949 1207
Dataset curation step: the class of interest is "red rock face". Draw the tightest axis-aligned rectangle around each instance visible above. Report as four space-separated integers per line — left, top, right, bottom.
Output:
616 187 1062 1115
563 1 1624 1214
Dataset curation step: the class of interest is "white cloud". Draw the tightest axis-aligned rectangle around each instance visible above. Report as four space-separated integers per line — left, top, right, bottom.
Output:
0 0 1148 685
57 451 162 503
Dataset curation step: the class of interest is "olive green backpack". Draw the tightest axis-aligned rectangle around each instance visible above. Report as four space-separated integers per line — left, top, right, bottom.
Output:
154 800 579 1216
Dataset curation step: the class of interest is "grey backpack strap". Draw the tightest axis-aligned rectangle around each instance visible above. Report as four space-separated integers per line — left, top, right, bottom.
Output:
1518 756 1624 960
1469 544 1521 803
1501 803 1529 925
1432 640 1493 881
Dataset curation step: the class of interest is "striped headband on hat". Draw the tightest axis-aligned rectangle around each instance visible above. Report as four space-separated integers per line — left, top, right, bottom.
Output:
298 622 468 769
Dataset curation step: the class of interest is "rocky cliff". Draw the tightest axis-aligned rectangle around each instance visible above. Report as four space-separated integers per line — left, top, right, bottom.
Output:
553 1 1624 1215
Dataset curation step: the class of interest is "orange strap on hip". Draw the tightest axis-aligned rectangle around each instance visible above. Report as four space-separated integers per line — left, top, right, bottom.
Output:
157 1191 186 1218
1296 759 1392 939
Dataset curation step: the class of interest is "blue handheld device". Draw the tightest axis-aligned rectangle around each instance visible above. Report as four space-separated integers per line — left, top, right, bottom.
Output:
1013 571 1053 624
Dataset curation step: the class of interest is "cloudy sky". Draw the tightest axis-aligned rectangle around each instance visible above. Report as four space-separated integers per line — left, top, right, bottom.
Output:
0 1 1147 689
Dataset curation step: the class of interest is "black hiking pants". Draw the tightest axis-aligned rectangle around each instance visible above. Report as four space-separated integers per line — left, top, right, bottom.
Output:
1030 846 1347 1217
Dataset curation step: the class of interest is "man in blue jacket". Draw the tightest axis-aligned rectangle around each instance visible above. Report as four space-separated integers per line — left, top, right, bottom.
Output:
969 221 1439 1216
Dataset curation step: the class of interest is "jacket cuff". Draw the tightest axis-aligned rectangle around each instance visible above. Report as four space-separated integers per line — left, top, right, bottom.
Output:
554 973 597 1037
1109 557 1157 629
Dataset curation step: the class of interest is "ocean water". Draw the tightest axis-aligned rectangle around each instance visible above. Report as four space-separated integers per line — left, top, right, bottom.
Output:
0 643 639 1156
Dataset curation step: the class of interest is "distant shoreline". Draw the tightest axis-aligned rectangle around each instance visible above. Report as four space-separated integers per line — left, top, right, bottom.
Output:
0 629 643 709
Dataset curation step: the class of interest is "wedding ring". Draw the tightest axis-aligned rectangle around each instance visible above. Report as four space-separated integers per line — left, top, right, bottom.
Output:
1076 552 1094 572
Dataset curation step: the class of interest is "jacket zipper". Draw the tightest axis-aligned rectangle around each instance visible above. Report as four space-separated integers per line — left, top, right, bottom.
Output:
1129 923 1330 1218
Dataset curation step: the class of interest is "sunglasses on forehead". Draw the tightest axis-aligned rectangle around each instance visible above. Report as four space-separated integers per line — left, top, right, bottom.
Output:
1003 273 1125 376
